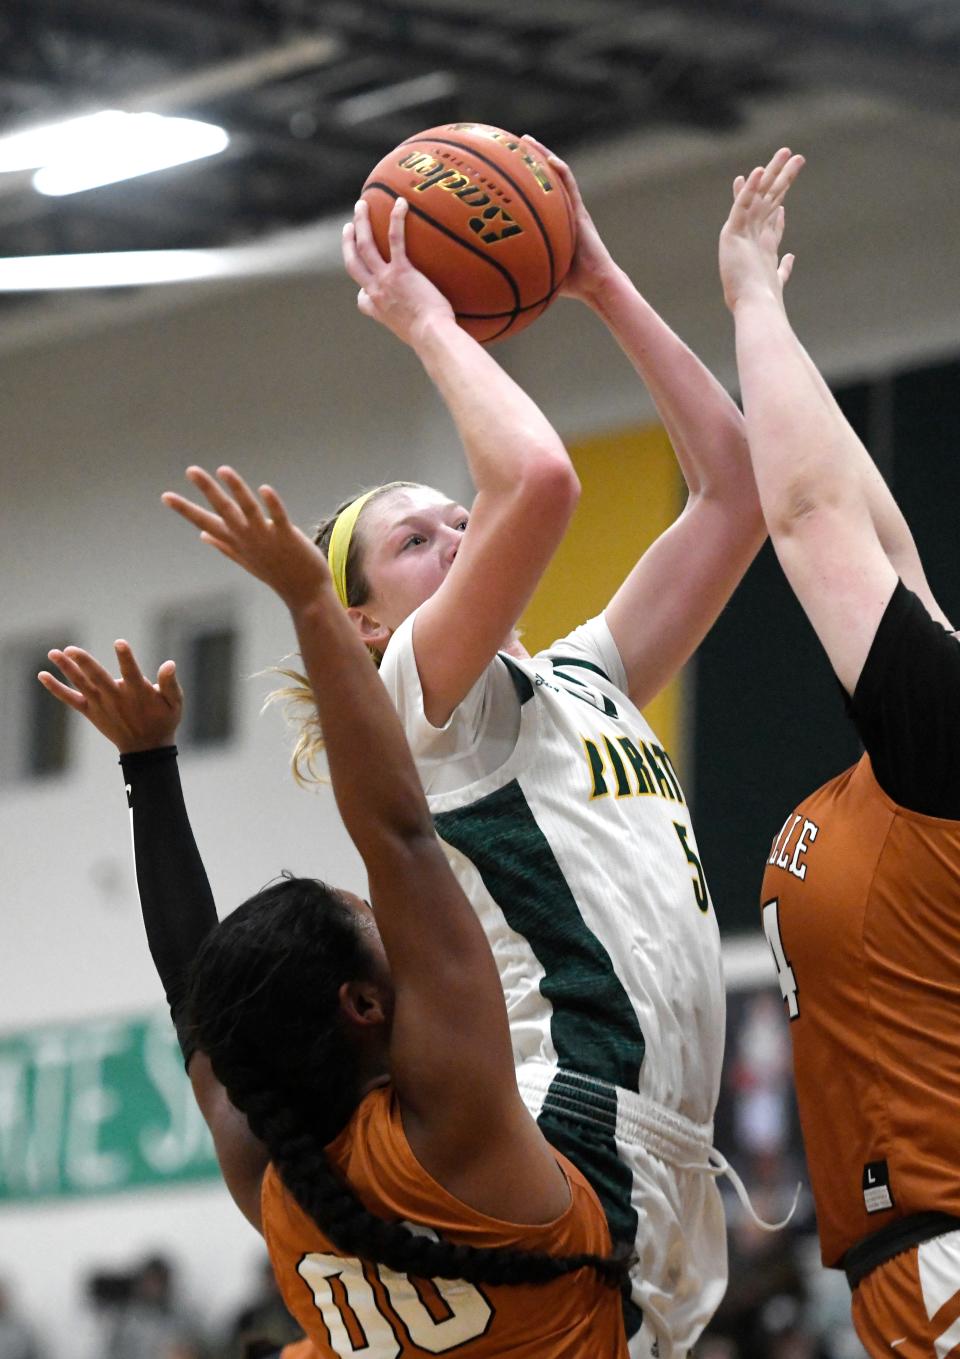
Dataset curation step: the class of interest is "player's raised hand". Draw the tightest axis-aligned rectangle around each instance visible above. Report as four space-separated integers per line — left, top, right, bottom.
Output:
719 147 804 313
342 196 455 346
39 642 182 753
162 466 330 612
520 135 614 305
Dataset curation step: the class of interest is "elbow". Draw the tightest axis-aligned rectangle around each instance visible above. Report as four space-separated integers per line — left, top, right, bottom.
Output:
518 444 581 523
766 481 829 539
372 825 449 882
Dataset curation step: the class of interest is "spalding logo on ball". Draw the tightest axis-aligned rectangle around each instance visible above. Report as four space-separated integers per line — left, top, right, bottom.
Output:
361 123 576 343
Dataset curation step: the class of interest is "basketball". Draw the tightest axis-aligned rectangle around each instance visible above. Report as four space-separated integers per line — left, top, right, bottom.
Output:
360 122 576 344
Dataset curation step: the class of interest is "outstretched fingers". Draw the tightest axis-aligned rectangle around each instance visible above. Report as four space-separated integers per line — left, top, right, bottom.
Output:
386 195 409 263
38 666 87 711
162 464 235 535
258 483 291 527
757 147 794 196
156 656 181 694
735 151 804 227
765 152 805 212
214 465 266 523
184 464 248 523
40 645 116 711
61 646 117 694
342 215 372 288
163 465 267 546
351 197 387 274
161 489 223 537
113 641 181 710
40 641 184 751
113 639 148 687
738 164 766 207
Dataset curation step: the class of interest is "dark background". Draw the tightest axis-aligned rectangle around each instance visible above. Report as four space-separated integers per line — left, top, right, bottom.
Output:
693 355 960 935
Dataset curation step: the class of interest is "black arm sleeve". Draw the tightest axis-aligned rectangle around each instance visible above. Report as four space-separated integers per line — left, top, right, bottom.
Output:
849 581 960 818
119 746 218 1062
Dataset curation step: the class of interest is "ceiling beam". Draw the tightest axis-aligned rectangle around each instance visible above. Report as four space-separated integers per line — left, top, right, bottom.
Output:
654 0 960 116
4 0 265 53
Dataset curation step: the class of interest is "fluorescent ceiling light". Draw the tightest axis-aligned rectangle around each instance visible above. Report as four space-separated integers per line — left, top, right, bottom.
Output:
0 215 348 292
0 250 231 291
0 110 228 194
336 72 457 126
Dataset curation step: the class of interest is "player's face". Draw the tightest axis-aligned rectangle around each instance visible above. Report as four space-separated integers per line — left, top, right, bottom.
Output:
358 485 469 632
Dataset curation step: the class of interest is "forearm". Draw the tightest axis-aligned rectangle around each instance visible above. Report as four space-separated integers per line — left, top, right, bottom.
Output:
733 294 867 529
587 266 754 498
410 313 574 495
120 747 218 1060
788 337 925 569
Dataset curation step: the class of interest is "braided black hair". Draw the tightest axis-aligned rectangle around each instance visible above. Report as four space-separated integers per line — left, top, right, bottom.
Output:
186 875 631 1290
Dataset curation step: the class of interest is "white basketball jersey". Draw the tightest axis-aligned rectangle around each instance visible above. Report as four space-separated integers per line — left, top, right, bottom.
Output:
380 613 725 1126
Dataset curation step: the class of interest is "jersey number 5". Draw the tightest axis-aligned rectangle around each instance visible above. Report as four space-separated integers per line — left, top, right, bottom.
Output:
298 1251 493 1356
672 822 709 913
762 898 799 1019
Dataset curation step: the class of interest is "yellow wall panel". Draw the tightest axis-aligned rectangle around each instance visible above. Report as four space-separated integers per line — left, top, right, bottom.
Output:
520 424 686 766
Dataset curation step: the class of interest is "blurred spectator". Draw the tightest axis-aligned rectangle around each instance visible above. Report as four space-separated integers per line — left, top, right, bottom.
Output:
729 990 796 1185
218 1257 302 1359
0 1281 42 1359
87 1253 206 1359
702 1178 816 1359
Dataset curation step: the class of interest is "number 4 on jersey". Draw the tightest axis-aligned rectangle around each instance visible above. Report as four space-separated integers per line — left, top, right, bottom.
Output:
762 898 799 1019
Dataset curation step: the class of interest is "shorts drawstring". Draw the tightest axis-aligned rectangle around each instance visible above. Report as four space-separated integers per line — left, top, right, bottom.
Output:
675 1147 801 1233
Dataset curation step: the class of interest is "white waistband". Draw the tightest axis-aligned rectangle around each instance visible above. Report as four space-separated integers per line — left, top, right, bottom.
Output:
515 1062 715 1168
516 1062 798 1234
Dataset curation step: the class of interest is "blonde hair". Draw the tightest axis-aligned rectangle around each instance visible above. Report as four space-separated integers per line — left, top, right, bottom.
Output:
268 481 423 785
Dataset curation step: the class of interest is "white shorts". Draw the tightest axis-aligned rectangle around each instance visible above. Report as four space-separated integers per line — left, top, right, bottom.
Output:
517 1062 728 1359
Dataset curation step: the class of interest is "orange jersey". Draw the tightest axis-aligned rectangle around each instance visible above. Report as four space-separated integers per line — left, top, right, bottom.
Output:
760 754 960 1267
262 1087 628 1359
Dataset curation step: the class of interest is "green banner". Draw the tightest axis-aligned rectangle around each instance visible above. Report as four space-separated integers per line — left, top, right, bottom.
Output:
0 1010 219 1204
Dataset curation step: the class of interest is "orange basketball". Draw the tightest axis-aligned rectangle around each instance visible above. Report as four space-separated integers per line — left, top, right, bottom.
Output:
360 123 576 344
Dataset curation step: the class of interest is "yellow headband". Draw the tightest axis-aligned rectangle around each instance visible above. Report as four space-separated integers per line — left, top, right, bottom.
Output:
328 489 378 607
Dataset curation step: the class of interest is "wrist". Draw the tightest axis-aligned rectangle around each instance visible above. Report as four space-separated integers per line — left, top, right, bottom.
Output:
119 744 178 765
287 585 340 630
730 283 785 318
581 264 649 327
409 308 461 355
579 260 631 309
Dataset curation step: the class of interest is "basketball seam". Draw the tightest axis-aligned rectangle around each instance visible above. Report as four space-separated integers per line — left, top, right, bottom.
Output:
360 180 521 342
456 283 561 320
398 134 561 295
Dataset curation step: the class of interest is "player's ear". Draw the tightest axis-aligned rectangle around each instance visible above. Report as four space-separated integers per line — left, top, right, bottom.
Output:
338 979 389 1028
347 607 391 654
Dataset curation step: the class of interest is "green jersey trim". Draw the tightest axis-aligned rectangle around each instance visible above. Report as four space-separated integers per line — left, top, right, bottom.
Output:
433 779 646 1086
546 655 612 684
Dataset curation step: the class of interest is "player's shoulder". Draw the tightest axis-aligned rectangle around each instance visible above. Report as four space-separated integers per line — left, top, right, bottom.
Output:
858 581 960 697
538 614 627 693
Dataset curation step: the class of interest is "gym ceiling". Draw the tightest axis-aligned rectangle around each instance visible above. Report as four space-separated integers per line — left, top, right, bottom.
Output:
0 0 955 288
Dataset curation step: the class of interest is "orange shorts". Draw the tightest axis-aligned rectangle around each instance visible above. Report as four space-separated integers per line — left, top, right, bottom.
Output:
852 1229 960 1358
